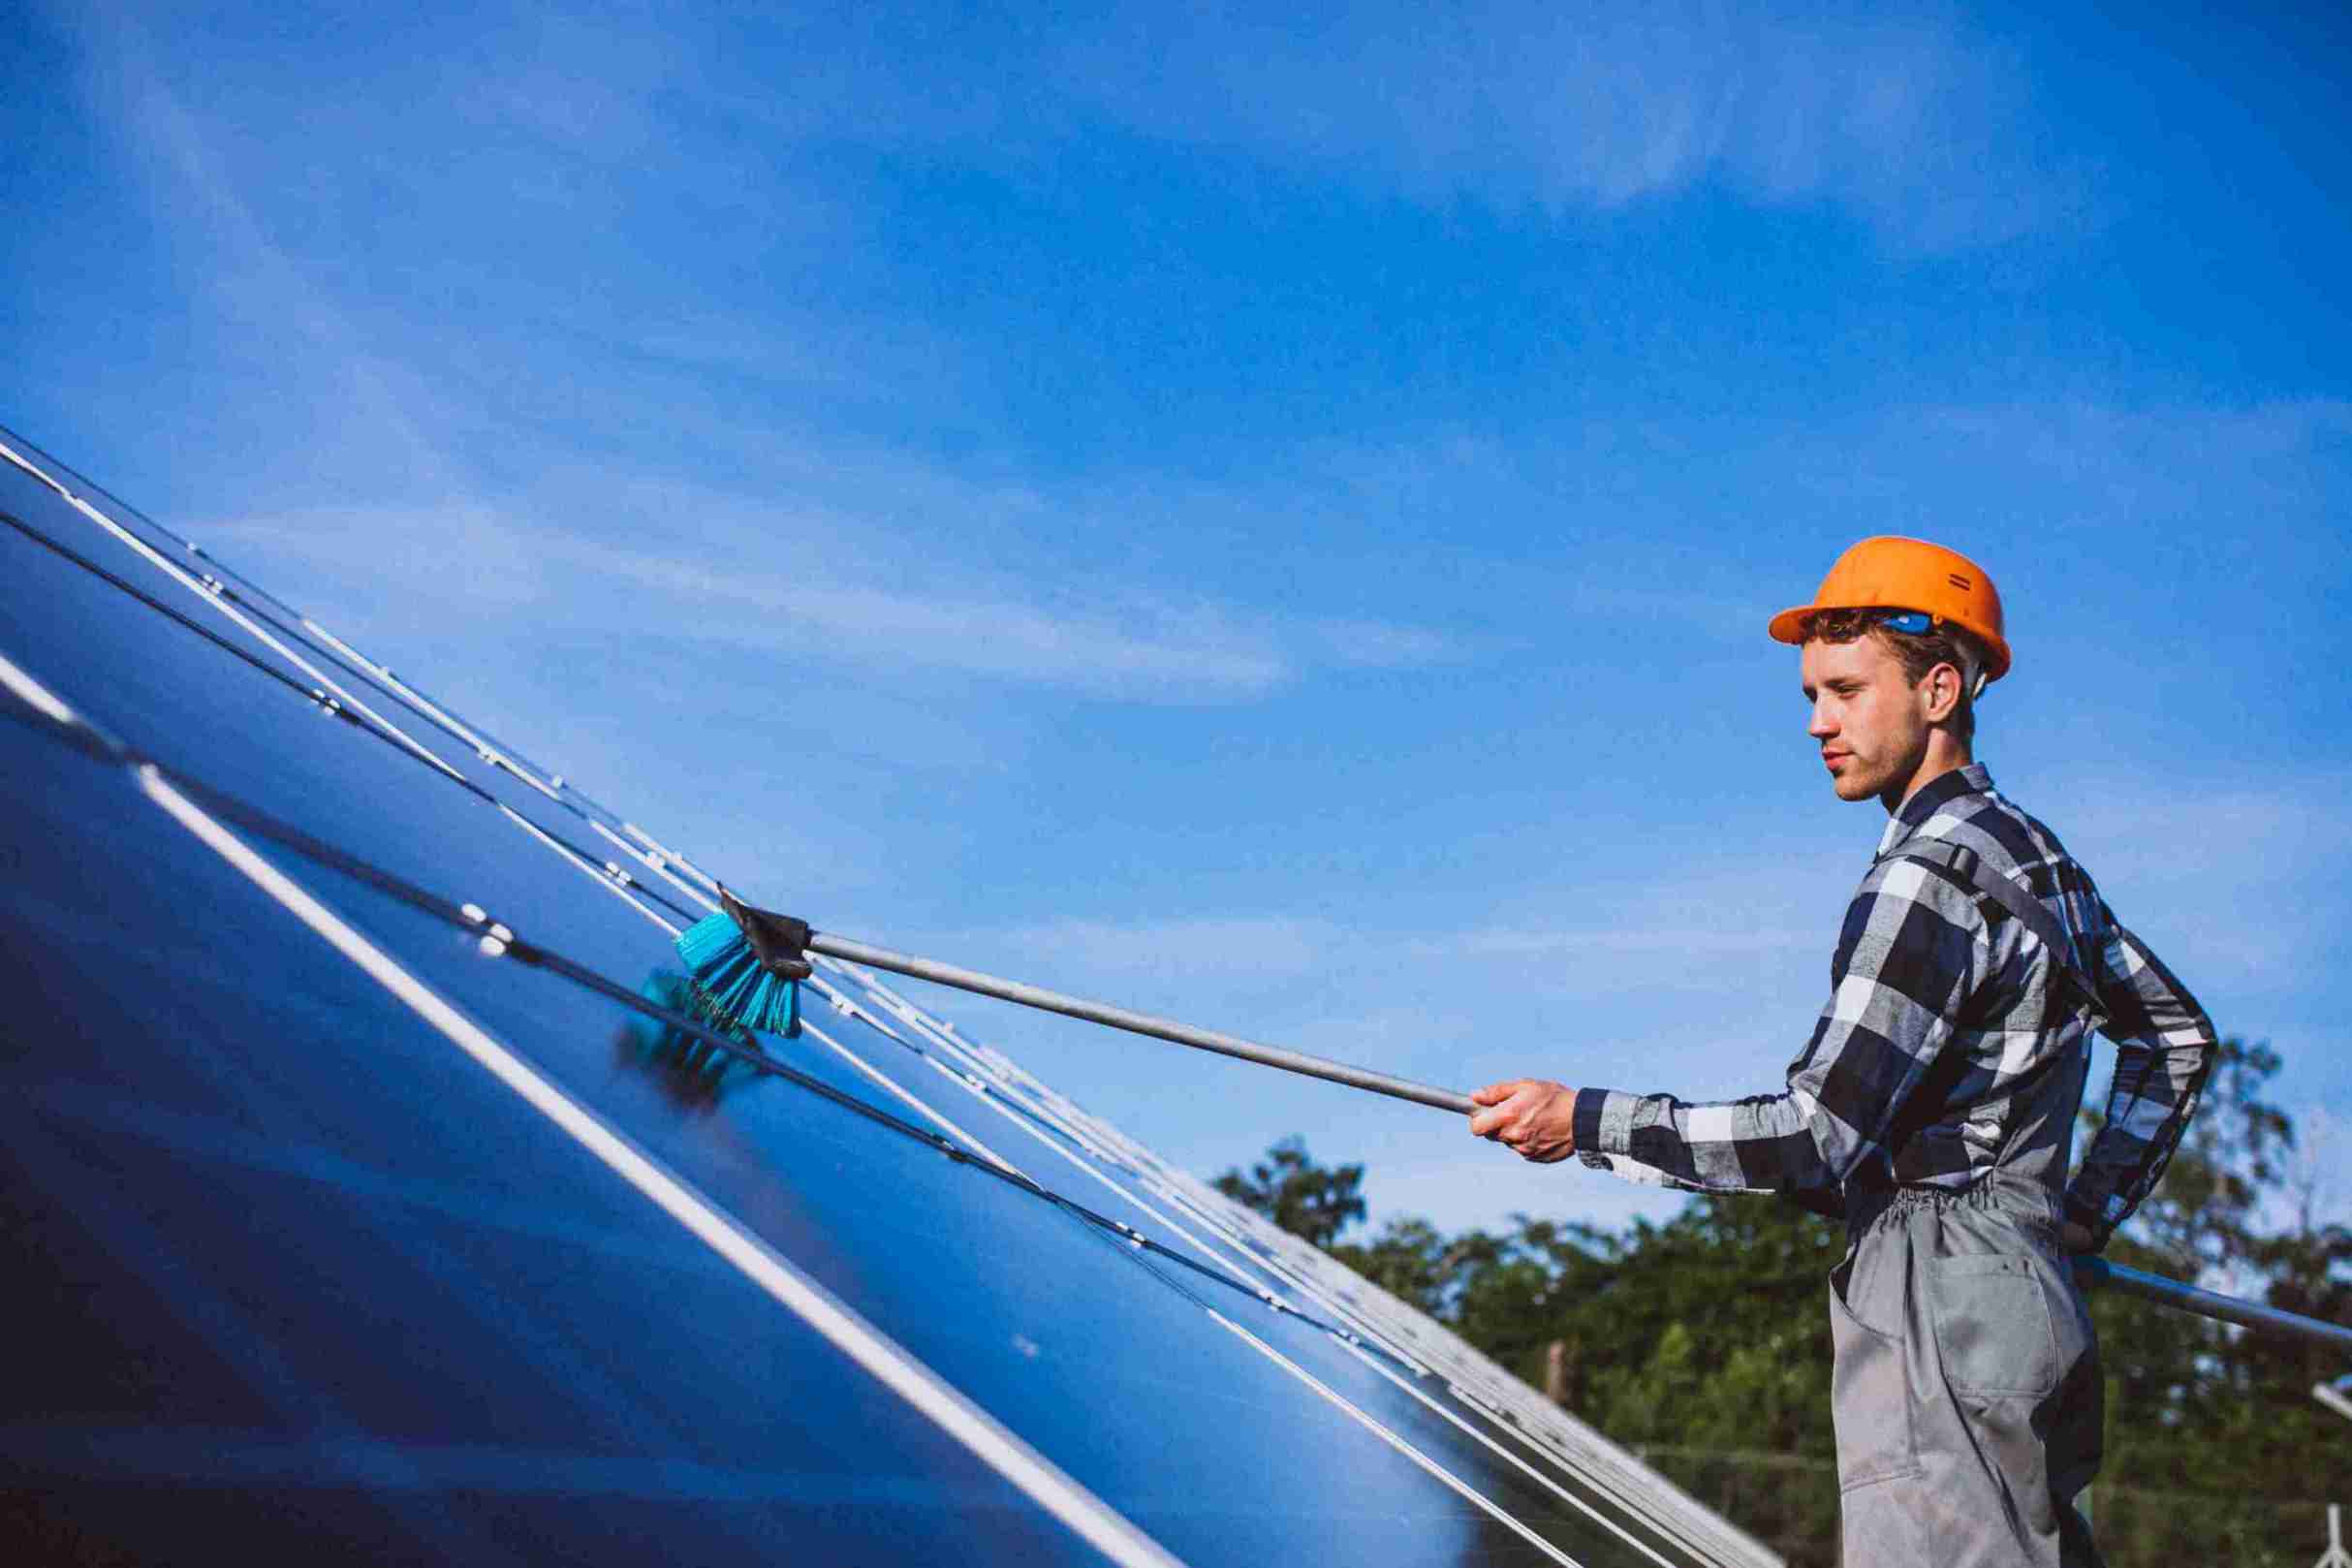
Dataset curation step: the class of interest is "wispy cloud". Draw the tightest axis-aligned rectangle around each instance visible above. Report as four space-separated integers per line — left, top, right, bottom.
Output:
655 1 2091 252
184 385 2352 718
202 484 1459 704
1904 399 2352 522
186 2 2091 257
1047 1 2088 251
1427 925 1805 959
559 535 1299 697
60 2 465 493
1308 616 1462 668
941 883 1820 1007
2028 767 2352 997
990 915 1343 981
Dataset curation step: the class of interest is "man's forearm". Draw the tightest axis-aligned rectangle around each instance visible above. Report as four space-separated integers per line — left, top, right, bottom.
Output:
1571 1085 1830 1194
2068 920 2220 1244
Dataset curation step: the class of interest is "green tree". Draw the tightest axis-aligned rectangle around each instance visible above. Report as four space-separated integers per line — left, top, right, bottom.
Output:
1211 1135 1367 1248
1216 1031 2350 1567
2087 1038 2352 1563
1326 1216 1470 1316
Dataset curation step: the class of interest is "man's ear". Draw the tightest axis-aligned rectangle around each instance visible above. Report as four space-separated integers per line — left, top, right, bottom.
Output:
1922 662 1962 723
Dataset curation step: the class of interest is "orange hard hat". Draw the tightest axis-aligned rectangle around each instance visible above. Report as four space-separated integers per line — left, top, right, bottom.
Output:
1768 536 2011 683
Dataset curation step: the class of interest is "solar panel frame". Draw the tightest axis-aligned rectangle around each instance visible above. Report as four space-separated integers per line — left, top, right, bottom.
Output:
0 427 1783 1568
0 705 1174 1568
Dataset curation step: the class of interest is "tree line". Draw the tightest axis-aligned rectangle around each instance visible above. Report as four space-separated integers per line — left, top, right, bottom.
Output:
1213 1039 2350 1567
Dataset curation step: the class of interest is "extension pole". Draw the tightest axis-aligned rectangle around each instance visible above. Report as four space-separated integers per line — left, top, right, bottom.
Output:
2072 1260 2352 1355
809 930 1476 1113
809 929 2352 1355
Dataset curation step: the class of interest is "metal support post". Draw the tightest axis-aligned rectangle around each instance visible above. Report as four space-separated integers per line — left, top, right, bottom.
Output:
2313 1503 2348 1568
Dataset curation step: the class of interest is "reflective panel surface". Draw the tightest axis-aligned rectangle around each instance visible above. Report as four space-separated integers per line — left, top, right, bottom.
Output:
0 434 1774 1568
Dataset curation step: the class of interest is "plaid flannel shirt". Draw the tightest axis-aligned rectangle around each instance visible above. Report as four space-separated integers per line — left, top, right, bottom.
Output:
1572 764 2217 1244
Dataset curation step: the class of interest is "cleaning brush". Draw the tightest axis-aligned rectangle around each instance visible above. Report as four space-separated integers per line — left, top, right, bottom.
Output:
673 885 811 1038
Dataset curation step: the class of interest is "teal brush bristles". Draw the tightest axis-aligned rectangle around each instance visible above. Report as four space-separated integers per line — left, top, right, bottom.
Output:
675 903 803 1037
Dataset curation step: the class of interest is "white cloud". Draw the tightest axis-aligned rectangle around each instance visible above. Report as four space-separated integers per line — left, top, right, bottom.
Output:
152 1 2091 255
206 503 554 610
556 536 1299 698
1047 1 2087 251
940 875 1819 999
1309 616 1461 668
1905 399 2352 521
60 5 466 495
991 915 1342 981
1428 925 1805 958
198 484 1457 704
926 882 1824 1033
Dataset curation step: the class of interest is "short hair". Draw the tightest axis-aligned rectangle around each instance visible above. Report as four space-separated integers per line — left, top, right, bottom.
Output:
1802 608 1987 742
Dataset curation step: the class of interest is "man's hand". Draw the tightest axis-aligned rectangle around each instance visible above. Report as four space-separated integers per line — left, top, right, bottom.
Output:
1468 1079 1578 1163
2060 1222 2097 1255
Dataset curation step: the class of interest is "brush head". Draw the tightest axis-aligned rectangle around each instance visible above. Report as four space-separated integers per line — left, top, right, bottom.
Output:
717 886 814 981
672 887 809 1037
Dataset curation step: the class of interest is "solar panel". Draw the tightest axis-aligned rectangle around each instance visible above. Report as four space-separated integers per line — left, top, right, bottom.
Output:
0 425 1780 1568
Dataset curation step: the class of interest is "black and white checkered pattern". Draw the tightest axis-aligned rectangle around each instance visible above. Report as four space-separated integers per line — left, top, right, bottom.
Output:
1572 764 2216 1243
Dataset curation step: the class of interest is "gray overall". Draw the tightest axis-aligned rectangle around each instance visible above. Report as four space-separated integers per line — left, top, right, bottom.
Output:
1829 844 2107 1567
1830 1179 2102 1566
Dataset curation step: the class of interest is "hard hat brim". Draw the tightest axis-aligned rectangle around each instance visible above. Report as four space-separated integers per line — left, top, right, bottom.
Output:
1766 603 2013 681
1766 606 1812 645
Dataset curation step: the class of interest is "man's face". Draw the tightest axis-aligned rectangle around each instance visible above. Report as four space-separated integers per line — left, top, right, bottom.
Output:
1801 633 1929 803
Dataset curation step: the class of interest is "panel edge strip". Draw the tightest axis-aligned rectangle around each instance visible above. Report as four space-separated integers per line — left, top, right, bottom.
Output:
135 764 1190 1568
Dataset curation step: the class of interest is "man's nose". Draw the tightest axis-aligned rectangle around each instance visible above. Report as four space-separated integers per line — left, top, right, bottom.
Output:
1807 703 1835 739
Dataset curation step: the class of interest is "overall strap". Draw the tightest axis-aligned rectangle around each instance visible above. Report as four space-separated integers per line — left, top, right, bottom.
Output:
1888 840 2108 1028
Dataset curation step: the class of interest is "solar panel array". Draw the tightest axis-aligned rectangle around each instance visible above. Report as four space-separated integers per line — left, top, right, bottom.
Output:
0 425 1781 1568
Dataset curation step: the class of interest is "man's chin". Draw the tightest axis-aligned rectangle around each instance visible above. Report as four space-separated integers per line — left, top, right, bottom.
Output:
1829 771 1878 801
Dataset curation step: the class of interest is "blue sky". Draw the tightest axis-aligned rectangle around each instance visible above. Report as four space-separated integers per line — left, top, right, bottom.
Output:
7 0 2349 1241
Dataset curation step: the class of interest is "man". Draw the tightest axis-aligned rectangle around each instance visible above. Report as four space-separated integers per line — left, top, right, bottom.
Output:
1467 536 2216 1567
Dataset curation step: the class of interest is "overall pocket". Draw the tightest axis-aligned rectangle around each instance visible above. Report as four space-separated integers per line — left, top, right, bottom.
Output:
1827 1244 1918 1490
1926 1254 2059 1397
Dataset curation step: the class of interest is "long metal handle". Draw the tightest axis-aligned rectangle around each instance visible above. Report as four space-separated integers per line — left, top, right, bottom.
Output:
807 928 2351 1356
2075 1258 2352 1355
806 930 1477 1113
